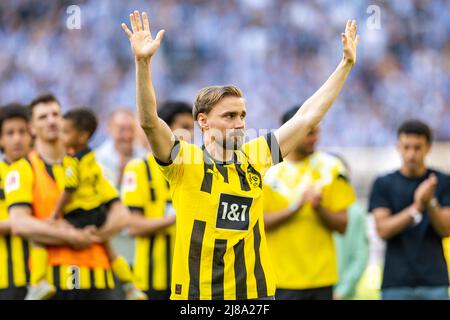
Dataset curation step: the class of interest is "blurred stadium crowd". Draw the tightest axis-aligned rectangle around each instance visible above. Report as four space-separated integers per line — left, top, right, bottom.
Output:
1 0 450 146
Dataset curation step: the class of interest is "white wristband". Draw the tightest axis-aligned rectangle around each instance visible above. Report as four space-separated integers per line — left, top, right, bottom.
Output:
408 207 423 226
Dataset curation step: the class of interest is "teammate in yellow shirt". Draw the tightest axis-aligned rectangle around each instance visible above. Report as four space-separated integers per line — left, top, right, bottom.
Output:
123 101 194 299
0 103 32 300
263 107 356 300
121 11 359 299
25 108 146 300
8 94 125 300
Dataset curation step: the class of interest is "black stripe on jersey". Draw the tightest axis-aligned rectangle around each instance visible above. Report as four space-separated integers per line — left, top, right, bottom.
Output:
5 236 13 288
215 164 229 183
200 162 214 194
264 132 283 165
154 140 181 166
253 221 267 298
211 239 227 300
143 159 157 202
143 159 153 181
233 239 247 300
7 202 32 211
0 189 5 200
235 163 251 191
53 265 61 289
337 173 349 182
23 239 30 283
100 269 107 289
149 188 156 202
74 148 91 160
44 162 56 181
188 220 206 300
127 206 144 214
165 234 172 290
89 268 96 289
148 234 156 291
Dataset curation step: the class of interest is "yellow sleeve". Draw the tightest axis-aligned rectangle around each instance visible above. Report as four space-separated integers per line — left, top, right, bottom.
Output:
242 132 283 177
63 156 80 190
443 238 450 273
99 175 119 205
262 183 290 214
121 159 146 210
155 139 190 184
5 159 34 209
322 176 356 212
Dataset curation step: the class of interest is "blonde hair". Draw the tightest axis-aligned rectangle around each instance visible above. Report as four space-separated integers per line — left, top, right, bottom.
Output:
193 85 243 121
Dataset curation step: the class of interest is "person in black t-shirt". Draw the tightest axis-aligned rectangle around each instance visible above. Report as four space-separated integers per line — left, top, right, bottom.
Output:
369 120 450 300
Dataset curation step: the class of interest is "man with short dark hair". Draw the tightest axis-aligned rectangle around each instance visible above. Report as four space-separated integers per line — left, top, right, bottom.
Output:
8 95 123 300
0 103 32 300
263 106 356 300
369 120 450 300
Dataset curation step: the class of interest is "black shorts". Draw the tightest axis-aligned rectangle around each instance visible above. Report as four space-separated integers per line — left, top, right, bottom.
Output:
0 287 27 300
275 286 333 300
145 289 171 300
50 288 115 300
64 206 107 229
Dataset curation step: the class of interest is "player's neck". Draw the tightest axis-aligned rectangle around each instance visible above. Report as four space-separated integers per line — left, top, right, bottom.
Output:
204 141 234 163
287 151 311 162
34 138 65 164
114 141 133 158
4 154 21 164
400 163 427 178
72 144 89 155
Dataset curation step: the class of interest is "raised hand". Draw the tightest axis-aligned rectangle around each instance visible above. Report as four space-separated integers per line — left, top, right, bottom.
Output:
341 20 360 65
121 11 165 60
414 174 438 211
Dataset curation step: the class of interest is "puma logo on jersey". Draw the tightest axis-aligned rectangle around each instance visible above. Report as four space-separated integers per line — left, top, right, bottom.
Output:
216 194 253 231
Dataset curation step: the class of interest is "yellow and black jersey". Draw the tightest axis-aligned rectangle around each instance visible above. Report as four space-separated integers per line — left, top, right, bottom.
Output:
44 265 115 290
156 133 282 300
444 237 450 278
63 148 118 215
0 159 30 290
121 154 174 292
263 151 356 289
5 157 65 214
5 151 113 290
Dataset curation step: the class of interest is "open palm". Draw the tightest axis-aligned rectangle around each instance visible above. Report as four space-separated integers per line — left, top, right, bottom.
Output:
341 20 359 65
122 11 165 60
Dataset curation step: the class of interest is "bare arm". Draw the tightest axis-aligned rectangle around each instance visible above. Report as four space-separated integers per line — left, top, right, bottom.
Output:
373 207 416 241
127 210 175 237
95 201 129 242
421 175 450 237
264 202 302 231
9 205 99 247
122 11 174 162
427 202 450 238
316 206 348 234
0 221 10 235
275 20 359 157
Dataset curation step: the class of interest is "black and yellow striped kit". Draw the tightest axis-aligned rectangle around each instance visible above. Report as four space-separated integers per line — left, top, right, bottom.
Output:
157 133 282 300
121 155 174 293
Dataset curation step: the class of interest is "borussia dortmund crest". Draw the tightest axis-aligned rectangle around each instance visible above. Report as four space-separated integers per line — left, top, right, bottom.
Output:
247 171 261 188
